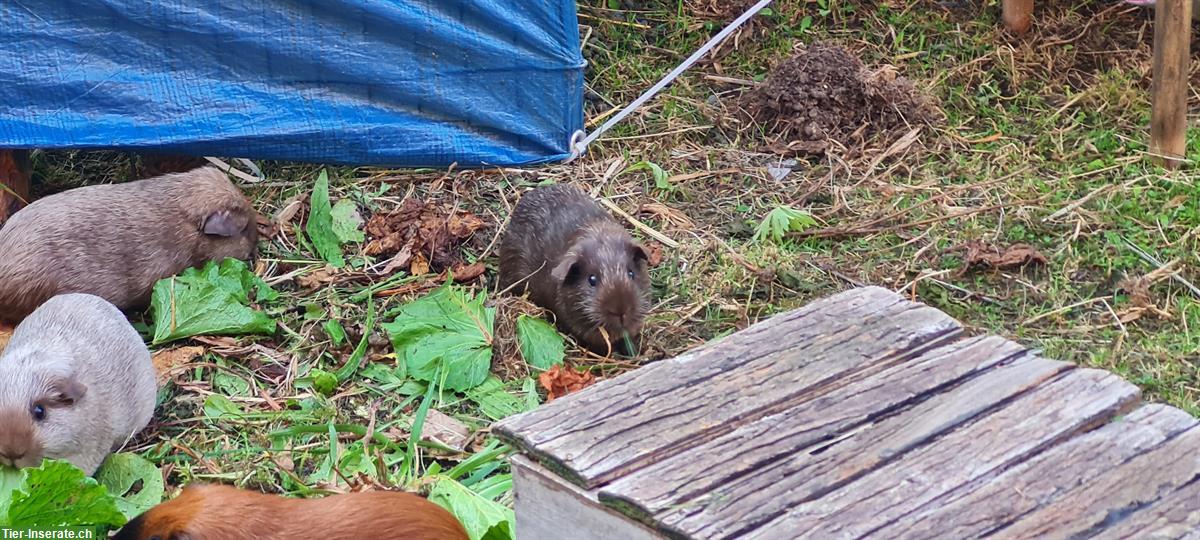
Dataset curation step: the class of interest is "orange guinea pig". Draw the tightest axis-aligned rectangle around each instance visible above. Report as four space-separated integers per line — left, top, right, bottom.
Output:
112 484 470 540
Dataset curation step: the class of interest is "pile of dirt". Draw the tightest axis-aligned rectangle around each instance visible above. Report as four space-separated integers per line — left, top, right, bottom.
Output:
739 42 940 156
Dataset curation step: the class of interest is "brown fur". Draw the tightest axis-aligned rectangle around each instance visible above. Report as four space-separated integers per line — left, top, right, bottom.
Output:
0 408 40 466
0 167 258 322
498 184 651 356
112 484 470 540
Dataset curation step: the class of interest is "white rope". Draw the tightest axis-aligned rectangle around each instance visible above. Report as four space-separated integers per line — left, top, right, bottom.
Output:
568 0 775 160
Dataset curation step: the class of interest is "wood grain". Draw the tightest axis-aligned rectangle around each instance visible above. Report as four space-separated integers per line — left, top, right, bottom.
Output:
991 421 1200 539
599 336 1050 538
743 368 1141 540
0 149 31 226
495 287 961 489
1089 475 1200 540
881 404 1197 539
1149 0 1192 168
511 455 665 540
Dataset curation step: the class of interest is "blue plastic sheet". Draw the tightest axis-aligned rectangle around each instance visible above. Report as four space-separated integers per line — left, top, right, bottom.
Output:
0 1 585 167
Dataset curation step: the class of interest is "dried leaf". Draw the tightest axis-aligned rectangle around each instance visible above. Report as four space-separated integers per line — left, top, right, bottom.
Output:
959 241 1048 273
379 243 415 275
451 262 487 283
151 346 205 385
538 365 597 402
421 409 472 453
410 252 431 276
639 202 695 230
296 267 337 290
645 242 665 268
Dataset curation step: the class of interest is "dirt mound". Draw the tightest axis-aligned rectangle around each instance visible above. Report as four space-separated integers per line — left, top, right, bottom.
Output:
740 42 940 156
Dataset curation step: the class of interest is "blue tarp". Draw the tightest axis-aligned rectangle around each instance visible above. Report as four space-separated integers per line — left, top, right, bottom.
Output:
0 2 585 167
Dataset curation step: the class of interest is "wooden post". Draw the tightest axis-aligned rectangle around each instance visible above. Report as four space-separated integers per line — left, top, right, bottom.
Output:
1150 0 1192 169
0 149 31 226
1002 0 1035 35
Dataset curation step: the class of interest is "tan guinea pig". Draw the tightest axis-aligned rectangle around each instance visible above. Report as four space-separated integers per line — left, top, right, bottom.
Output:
112 484 471 540
0 166 258 322
0 293 156 476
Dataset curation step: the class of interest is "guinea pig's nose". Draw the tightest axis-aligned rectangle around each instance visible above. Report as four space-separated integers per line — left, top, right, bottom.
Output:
0 448 24 461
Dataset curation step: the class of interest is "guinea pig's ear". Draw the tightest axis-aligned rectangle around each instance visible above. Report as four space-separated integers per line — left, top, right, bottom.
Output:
202 210 249 237
551 252 581 284
45 375 86 407
630 243 649 263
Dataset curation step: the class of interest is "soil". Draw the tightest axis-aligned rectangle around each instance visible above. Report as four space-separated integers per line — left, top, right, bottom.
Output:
739 41 940 156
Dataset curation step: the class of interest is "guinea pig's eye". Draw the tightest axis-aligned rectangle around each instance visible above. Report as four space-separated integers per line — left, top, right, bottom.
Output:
627 269 636 279
587 274 598 287
31 404 46 422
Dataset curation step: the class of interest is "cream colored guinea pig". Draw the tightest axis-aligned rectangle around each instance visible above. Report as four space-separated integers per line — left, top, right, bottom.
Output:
0 293 157 475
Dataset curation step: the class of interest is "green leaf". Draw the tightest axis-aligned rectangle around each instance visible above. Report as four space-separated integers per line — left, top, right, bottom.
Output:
213 370 251 397
465 376 535 421
309 368 339 397
306 170 346 268
324 319 347 347
149 258 277 345
335 296 376 382
1 460 125 529
0 466 21 520
382 283 494 392
752 205 817 244
330 198 365 244
203 394 245 419
428 476 515 540
624 160 672 191
515 316 565 370
95 454 165 520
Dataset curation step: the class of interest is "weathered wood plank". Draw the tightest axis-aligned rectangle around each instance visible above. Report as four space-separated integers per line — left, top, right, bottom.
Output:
511 455 665 540
1149 0 1192 168
989 422 1200 539
597 336 1046 537
743 368 1141 540
494 286 961 489
1089 475 1200 540
612 341 1068 539
881 404 1198 539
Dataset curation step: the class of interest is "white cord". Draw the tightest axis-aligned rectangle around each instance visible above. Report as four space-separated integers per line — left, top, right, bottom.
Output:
568 0 775 160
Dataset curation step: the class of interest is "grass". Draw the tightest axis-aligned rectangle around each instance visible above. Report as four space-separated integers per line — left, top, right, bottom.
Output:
15 0 1200 530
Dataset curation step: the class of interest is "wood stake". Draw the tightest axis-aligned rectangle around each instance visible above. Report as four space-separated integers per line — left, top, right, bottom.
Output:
1002 0 1035 35
0 150 31 226
1150 0 1192 169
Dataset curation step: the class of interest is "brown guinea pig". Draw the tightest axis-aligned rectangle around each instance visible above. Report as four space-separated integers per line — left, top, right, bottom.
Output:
111 484 470 540
499 183 651 356
0 166 258 322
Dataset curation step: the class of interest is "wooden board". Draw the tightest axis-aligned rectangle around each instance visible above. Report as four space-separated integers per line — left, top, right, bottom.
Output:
494 287 961 489
742 368 1141 539
1089 475 1200 540
991 419 1200 539
884 403 1198 538
598 336 1058 538
503 285 1200 538
511 455 665 540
